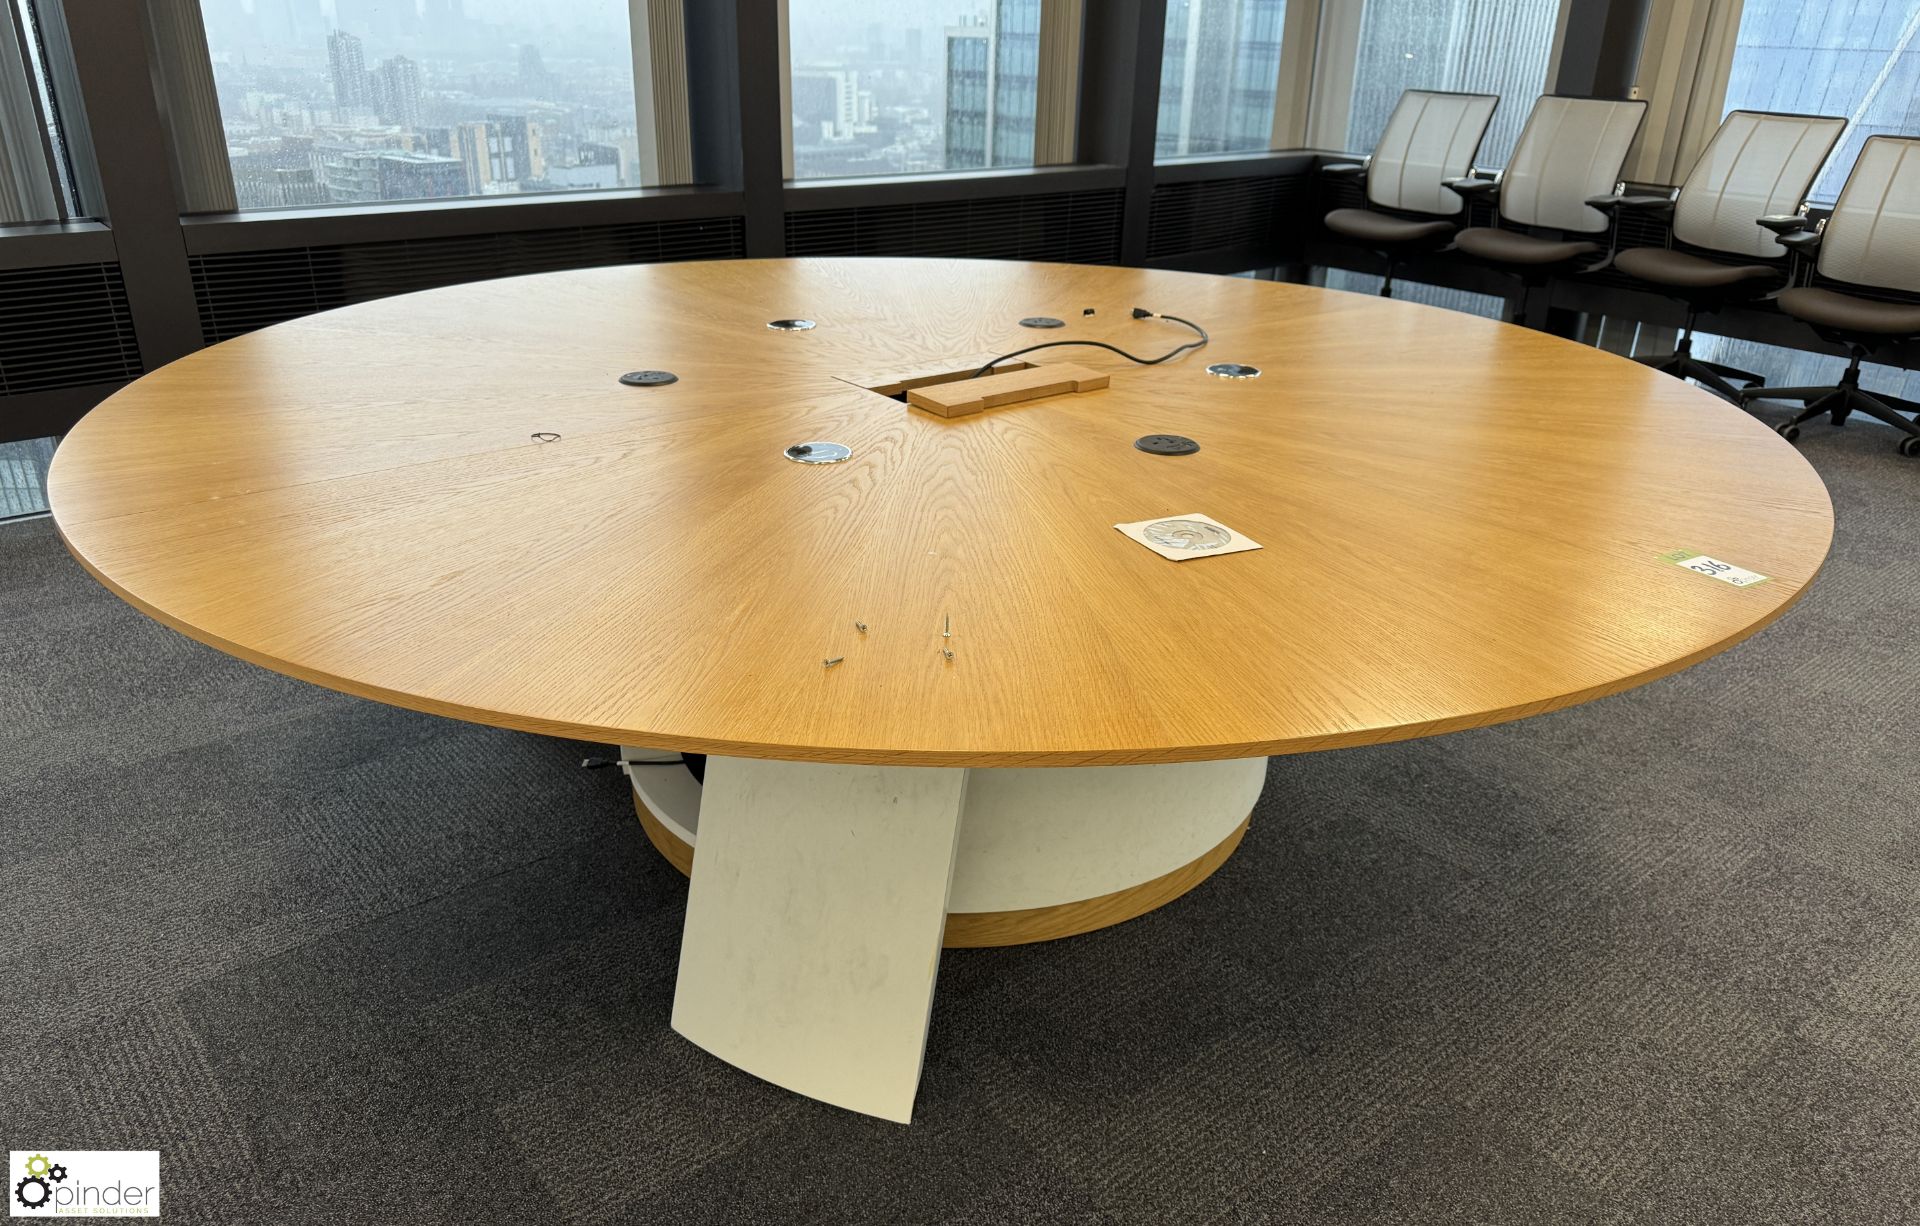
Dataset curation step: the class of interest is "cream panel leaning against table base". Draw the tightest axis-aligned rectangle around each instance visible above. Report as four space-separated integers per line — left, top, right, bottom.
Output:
630 750 1267 1122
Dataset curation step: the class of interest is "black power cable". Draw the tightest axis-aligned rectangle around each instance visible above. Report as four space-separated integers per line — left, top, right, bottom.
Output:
968 308 1209 379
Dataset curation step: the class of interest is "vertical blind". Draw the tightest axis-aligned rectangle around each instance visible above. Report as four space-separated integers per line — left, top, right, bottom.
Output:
0 0 61 223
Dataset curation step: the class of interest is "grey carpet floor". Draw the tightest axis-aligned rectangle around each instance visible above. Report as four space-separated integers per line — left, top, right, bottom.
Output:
2 406 1917 1225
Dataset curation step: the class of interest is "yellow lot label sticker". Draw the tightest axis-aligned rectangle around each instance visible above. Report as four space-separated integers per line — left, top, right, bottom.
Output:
1660 549 1771 588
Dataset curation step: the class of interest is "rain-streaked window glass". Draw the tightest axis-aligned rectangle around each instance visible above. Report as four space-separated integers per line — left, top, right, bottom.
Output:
1722 0 1920 203
1344 0 1562 168
1690 3 1920 403
1155 0 1287 159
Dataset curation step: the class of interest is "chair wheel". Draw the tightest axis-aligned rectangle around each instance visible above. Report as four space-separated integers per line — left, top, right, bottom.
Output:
1776 423 1801 443
1899 435 1920 457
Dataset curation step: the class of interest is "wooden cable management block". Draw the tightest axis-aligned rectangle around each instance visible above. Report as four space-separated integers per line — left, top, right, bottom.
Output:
905 362 1109 418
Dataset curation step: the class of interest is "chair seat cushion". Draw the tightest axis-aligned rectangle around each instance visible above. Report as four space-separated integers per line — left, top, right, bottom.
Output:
1614 247 1778 289
1324 208 1456 247
1454 227 1601 266
1776 287 1920 335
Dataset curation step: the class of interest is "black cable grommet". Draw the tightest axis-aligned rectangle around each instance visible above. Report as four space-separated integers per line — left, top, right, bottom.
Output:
619 370 678 387
1135 434 1200 456
1020 316 1065 329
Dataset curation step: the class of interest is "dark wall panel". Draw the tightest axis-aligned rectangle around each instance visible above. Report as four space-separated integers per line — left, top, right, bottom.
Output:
784 189 1124 264
0 262 142 396
189 216 747 343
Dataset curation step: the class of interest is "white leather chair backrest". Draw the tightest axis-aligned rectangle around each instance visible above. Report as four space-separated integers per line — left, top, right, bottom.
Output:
1672 110 1847 257
1818 135 1920 292
1499 96 1647 232
1366 90 1499 216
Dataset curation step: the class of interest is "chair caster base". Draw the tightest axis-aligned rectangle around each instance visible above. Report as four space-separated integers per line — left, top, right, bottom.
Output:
1776 423 1801 443
1899 435 1920 458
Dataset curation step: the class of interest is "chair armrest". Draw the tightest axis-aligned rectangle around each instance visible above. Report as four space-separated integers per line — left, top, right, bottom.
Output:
1777 229 1823 255
1757 213 1811 235
1584 193 1675 215
1580 193 1677 274
1321 162 1368 179
1443 177 1501 199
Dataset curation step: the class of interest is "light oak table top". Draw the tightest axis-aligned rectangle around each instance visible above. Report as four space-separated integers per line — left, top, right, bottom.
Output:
50 258 1833 766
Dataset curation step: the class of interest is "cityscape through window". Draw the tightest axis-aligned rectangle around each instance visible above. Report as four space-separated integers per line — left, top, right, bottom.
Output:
789 1 1053 180
200 0 649 210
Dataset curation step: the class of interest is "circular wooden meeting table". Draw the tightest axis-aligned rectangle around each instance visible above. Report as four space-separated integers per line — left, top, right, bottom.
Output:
50 258 1832 1123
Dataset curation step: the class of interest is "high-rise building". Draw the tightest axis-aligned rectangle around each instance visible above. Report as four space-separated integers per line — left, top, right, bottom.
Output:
327 30 369 112
991 0 1039 165
944 25 990 169
324 149 466 202
230 137 327 208
375 151 466 200
943 1 1041 171
448 120 493 194
486 113 546 184
578 141 623 172
370 55 423 129
792 69 862 142
1156 0 1287 158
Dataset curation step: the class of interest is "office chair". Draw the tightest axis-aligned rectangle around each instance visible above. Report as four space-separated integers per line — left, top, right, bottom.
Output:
1588 110 1847 402
1734 135 1920 457
1322 90 1499 298
1443 95 1648 324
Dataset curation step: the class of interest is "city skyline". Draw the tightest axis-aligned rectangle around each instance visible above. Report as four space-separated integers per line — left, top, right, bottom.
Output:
204 0 642 208
203 1 1290 204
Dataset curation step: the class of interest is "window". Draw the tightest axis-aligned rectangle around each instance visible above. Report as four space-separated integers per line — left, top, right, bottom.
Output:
1722 0 1920 203
195 0 676 210
786 1 1077 181
1156 0 1287 159
1343 0 1564 169
1 436 55 519
1 0 83 223
1683 3 1920 406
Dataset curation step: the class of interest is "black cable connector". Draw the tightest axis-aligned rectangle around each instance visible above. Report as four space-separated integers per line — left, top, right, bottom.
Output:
968 308 1209 379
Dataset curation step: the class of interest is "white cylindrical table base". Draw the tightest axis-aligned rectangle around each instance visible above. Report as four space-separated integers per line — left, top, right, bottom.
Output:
624 751 1264 947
